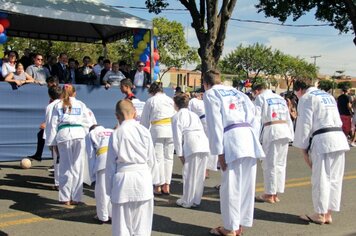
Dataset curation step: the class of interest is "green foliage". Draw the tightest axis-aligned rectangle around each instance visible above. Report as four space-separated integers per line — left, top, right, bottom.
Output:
154 17 199 71
256 1 355 34
145 0 169 14
337 81 352 90
220 43 318 91
318 80 335 92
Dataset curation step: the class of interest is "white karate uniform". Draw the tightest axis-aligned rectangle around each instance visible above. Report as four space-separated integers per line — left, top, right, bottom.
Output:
47 97 94 203
188 98 218 171
44 99 61 187
105 119 157 236
172 108 210 207
132 98 145 122
293 87 349 214
204 84 265 230
86 126 113 222
254 90 294 194
140 92 175 186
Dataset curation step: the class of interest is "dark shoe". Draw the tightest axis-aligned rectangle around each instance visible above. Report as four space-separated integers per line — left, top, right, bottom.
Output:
93 215 111 224
28 155 42 162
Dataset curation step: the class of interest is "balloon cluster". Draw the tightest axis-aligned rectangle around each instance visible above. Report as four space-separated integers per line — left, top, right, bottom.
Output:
0 12 9 73
244 79 252 88
133 27 160 81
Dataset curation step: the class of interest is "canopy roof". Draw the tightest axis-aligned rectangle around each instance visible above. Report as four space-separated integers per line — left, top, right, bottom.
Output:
0 0 152 43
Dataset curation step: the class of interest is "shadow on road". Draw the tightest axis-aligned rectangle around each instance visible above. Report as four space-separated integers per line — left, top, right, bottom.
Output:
0 231 9 236
254 208 310 225
153 214 211 236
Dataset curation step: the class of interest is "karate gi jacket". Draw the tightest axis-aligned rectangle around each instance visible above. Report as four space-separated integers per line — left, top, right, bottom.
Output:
44 99 61 146
254 90 294 143
140 92 175 139
47 97 94 145
171 108 210 157
204 84 265 164
293 87 349 154
105 119 157 204
86 126 113 182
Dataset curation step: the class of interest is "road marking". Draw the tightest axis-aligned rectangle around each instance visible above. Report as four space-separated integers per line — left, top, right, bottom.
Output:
1 172 356 229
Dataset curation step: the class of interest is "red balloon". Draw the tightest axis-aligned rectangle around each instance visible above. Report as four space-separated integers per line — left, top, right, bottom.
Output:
0 19 10 29
145 60 150 67
153 52 160 61
154 49 158 53
144 66 150 73
0 24 3 34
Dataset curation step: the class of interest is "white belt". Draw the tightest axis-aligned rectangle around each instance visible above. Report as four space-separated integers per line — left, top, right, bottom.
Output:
116 163 147 173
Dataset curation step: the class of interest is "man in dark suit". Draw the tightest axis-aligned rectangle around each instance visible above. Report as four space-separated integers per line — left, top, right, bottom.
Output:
52 53 70 84
129 61 151 88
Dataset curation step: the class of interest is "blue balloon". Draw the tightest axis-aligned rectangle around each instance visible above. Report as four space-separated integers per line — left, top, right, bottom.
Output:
133 40 138 48
144 47 150 55
0 33 7 44
155 61 159 66
154 66 160 74
138 29 147 35
153 73 158 81
134 34 143 43
139 53 149 62
0 59 2 65
0 12 8 18
153 36 158 49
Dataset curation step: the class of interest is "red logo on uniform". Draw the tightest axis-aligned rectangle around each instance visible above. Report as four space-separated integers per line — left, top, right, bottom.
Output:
229 103 235 110
272 112 277 118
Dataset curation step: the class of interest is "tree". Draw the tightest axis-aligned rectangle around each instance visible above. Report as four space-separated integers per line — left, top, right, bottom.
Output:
220 43 274 82
153 17 199 77
256 1 356 45
318 80 335 92
146 0 238 84
337 81 352 90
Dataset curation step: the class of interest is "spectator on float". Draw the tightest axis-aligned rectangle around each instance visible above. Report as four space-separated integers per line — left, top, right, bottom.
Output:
68 58 78 84
93 56 105 82
44 55 58 75
2 50 18 78
77 56 96 85
119 60 130 78
4 62 35 87
100 59 111 85
52 53 69 84
19 48 32 70
129 61 151 88
103 62 126 89
26 53 51 85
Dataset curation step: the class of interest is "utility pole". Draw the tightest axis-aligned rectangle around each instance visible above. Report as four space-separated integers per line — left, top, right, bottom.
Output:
311 55 321 67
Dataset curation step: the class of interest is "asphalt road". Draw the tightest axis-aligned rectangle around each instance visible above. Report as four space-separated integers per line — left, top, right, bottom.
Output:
0 146 355 236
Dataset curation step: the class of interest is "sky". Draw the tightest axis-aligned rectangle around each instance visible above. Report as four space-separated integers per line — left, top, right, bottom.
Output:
102 0 356 77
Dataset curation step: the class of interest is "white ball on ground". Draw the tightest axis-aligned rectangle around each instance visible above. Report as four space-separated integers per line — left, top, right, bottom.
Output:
20 158 32 169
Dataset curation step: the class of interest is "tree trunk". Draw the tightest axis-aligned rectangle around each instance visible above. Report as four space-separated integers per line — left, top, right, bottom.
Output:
343 0 356 45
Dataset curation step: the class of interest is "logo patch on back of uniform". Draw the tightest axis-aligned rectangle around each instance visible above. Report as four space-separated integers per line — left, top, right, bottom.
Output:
272 112 277 118
229 103 236 110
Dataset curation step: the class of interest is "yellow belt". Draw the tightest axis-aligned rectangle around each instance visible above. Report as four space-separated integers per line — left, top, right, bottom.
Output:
96 146 108 156
151 118 171 125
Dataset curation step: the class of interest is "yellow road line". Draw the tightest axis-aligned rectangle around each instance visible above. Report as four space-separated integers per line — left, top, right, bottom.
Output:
0 209 96 228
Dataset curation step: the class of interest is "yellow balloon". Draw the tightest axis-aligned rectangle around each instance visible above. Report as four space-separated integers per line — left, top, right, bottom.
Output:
134 55 139 62
153 27 159 36
0 51 4 58
138 41 147 50
134 48 143 56
143 31 150 42
0 44 3 50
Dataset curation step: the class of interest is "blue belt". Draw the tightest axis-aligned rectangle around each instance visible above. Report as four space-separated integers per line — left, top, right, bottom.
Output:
224 123 251 133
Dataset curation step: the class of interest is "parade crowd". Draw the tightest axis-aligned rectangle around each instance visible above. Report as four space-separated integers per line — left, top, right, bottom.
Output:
1 49 355 236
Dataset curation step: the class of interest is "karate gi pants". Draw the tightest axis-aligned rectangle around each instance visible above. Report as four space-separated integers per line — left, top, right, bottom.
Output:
95 169 112 221
57 139 85 202
220 157 257 230
112 199 153 236
262 139 289 194
50 146 60 187
153 138 174 186
310 150 345 214
181 153 208 207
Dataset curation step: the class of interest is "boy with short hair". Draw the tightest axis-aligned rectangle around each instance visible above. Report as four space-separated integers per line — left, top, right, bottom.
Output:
172 93 210 208
120 78 145 121
106 99 157 236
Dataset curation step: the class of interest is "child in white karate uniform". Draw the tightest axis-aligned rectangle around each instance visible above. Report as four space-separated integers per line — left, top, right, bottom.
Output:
86 125 113 223
172 93 210 208
47 84 95 205
106 99 157 236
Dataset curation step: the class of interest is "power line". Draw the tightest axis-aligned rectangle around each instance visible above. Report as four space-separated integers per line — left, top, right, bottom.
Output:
111 5 330 28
